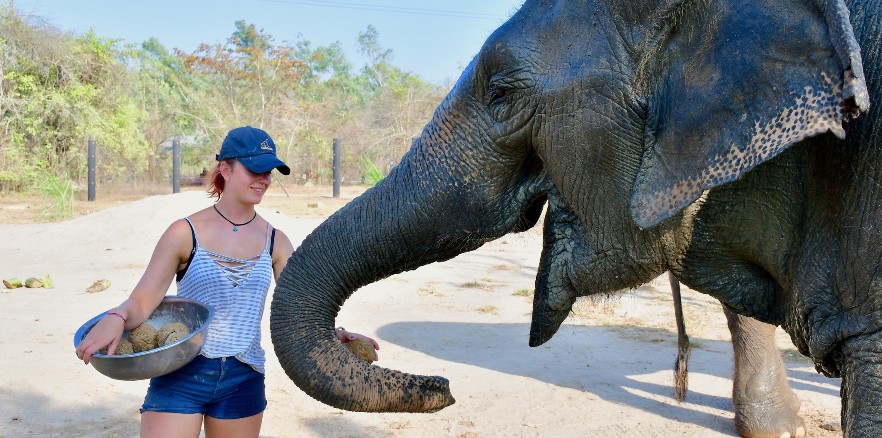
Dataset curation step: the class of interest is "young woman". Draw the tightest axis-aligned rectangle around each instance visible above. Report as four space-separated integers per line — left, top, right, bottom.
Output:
75 126 379 437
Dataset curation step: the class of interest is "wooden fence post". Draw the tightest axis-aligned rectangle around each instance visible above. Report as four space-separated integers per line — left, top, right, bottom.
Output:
333 138 341 198
172 139 181 193
87 139 97 201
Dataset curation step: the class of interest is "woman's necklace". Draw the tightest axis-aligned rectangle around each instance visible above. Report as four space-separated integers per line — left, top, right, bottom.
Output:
213 205 257 232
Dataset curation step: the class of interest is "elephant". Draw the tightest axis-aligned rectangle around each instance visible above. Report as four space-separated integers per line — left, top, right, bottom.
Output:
270 0 880 436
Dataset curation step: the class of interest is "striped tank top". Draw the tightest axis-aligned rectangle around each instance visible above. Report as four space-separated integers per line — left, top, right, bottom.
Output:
176 218 274 373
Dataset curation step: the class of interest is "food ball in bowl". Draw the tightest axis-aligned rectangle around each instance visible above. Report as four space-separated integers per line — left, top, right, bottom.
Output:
157 322 190 346
128 323 159 352
100 338 134 355
115 338 135 355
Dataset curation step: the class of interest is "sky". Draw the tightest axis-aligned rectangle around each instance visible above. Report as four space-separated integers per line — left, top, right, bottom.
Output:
20 0 526 85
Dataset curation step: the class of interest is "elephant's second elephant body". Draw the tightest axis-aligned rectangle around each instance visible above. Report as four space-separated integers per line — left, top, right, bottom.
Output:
271 0 882 436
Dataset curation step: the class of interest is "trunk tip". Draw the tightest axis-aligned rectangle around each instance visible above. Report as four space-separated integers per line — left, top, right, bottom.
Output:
413 375 456 412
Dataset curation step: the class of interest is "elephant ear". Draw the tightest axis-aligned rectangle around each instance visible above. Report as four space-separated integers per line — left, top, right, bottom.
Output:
630 0 869 229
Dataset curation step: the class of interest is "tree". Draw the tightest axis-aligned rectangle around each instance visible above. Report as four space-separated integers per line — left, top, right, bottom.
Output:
0 5 148 189
357 25 393 90
175 21 307 160
127 38 192 179
353 26 446 176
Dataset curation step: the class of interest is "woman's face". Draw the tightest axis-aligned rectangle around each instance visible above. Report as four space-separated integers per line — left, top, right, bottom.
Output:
223 160 272 204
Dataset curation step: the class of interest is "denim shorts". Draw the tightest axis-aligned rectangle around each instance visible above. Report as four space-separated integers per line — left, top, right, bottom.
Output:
140 355 266 419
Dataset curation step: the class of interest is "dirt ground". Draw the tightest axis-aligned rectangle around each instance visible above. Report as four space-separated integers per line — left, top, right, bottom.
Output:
0 184 844 437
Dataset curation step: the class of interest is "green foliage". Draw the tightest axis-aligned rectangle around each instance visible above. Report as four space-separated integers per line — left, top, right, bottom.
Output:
1 4 153 188
35 172 75 220
358 25 394 90
361 156 384 186
1 5 447 193
231 20 268 50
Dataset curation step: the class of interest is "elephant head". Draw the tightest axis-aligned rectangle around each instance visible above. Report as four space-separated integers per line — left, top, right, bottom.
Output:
271 0 876 427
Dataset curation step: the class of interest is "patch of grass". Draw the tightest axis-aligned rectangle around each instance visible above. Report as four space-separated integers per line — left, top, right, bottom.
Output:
36 174 75 220
477 305 498 314
490 264 517 271
361 157 384 186
512 288 533 298
460 281 492 290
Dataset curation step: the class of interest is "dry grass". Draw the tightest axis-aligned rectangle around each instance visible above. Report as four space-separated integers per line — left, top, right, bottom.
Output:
460 281 490 290
477 305 498 314
512 288 533 298
458 278 508 291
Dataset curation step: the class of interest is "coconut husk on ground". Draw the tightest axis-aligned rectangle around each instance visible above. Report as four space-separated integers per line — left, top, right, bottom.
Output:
85 279 111 293
3 278 22 288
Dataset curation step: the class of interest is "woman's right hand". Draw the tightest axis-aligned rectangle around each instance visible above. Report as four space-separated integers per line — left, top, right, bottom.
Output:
75 313 126 364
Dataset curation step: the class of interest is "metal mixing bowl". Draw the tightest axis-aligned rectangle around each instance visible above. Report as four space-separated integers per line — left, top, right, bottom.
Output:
74 296 214 381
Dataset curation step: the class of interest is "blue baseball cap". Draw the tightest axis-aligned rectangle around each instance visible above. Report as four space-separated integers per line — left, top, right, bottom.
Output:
216 126 290 175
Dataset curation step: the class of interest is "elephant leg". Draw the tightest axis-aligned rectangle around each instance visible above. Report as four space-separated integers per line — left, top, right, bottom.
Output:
725 306 806 438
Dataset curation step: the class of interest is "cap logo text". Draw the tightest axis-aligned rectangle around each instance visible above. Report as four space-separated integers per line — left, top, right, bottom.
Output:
260 139 272 151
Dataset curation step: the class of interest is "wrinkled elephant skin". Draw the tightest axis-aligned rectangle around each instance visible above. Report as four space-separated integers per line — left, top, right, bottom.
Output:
271 1 881 436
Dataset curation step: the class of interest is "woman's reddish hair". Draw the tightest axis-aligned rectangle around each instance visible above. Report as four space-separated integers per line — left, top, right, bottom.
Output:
206 159 235 199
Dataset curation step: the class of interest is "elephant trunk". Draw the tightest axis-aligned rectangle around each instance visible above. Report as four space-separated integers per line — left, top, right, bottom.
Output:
839 332 882 436
270 173 462 412
268 140 547 411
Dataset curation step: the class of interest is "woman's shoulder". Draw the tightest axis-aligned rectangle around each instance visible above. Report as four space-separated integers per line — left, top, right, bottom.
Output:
270 228 295 259
270 226 292 242
184 207 213 223
161 208 210 239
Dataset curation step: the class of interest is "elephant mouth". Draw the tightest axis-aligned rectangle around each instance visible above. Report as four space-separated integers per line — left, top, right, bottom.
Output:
529 190 667 347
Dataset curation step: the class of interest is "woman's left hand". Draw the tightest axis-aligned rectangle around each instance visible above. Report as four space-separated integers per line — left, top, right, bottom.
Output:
337 328 380 361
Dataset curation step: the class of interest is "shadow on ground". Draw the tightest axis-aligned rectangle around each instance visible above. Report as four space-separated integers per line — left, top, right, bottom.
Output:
377 321 841 435
1 389 141 437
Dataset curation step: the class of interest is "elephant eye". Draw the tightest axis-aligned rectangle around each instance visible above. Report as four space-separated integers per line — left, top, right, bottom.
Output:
487 85 509 104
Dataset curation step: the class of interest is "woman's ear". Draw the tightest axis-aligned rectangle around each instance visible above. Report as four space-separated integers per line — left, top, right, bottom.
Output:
219 160 233 181
630 0 868 229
